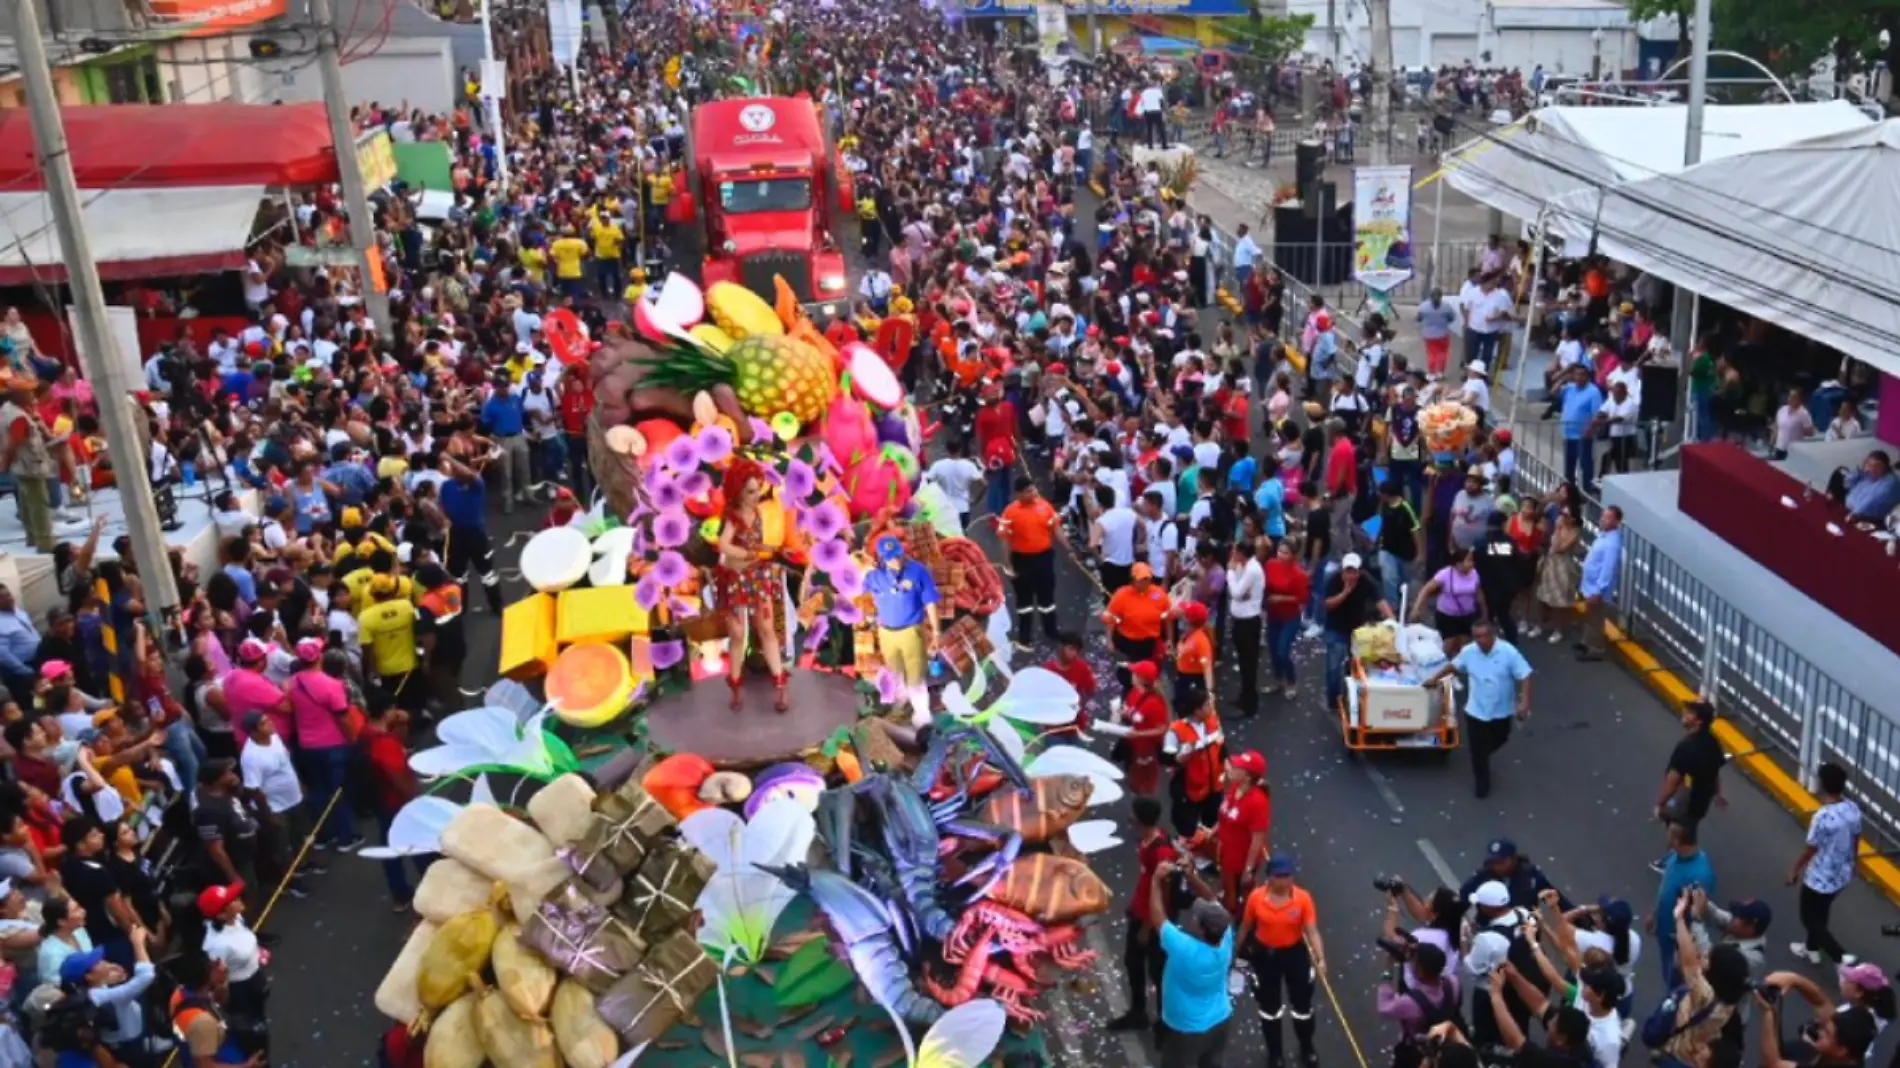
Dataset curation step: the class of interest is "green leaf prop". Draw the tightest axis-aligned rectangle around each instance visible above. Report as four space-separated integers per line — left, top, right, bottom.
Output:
773 936 856 1008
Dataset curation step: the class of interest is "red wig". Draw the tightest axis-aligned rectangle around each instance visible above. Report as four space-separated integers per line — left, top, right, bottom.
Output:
721 458 767 526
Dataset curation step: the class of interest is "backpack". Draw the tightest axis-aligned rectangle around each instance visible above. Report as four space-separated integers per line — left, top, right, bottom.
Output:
1641 983 1717 1050
1403 983 1467 1043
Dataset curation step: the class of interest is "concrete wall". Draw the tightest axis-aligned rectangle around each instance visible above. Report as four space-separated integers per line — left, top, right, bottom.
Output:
253 36 458 115
155 35 255 103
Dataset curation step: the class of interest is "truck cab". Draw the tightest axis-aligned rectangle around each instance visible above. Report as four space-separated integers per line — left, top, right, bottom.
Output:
672 97 854 316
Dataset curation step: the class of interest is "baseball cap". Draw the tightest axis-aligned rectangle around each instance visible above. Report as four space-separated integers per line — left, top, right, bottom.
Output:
1468 880 1511 908
1186 897 1231 942
1231 749 1266 777
340 507 365 530
1266 853 1297 877
38 659 71 681
237 637 270 662
59 947 106 986
1130 562 1153 581
1466 930 1512 976
1596 895 1634 926
1726 898 1772 931
1485 838 1519 861
1129 661 1160 683
1181 602 1209 626
874 534 906 560
370 574 399 597
197 882 246 918
1842 962 1890 991
1340 552 1364 570
295 637 325 664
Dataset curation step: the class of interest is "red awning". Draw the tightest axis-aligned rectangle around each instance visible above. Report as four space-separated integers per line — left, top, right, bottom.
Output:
0 102 339 191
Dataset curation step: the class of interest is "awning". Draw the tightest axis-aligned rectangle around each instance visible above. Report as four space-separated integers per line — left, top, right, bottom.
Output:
1542 121 1900 378
0 185 265 285
0 103 337 190
1440 101 1876 232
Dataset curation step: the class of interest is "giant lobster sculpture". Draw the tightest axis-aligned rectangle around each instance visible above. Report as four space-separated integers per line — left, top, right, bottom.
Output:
767 727 1110 1025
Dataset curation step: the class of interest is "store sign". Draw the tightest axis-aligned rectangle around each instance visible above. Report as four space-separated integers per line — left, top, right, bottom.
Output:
1351 165 1415 293
145 0 288 36
356 129 398 190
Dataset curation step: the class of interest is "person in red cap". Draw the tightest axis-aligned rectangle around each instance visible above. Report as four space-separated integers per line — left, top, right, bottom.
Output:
199 880 271 1048
1214 750 1272 912
1172 600 1215 715
972 383 1020 517
1116 660 1171 797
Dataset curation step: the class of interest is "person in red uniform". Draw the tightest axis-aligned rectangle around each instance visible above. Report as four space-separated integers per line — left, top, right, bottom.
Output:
1119 660 1171 796
1214 749 1272 912
1042 632 1098 738
972 382 1020 517
359 700 422 911
1109 794 1180 1034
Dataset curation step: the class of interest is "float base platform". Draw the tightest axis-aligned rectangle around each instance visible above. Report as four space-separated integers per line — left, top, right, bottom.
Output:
644 669 861 768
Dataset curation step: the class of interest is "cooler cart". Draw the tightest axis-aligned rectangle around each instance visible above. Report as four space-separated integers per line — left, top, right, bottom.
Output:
1338 660 1460 751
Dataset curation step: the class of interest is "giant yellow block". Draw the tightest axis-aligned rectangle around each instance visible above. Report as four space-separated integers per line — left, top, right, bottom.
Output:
557 585 651 646
500 592 558 681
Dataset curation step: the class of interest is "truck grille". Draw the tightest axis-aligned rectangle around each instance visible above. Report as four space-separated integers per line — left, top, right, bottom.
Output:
739 252 810 303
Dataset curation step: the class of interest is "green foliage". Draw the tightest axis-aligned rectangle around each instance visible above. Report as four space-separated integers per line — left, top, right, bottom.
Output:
1221 9 1314 66
772 936 857 1008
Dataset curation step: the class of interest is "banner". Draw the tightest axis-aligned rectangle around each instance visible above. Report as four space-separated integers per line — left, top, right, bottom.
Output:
1351 164 1415 293
1035 3 1067 59
145 0 287 36
548 0 585 67
356 130 398 190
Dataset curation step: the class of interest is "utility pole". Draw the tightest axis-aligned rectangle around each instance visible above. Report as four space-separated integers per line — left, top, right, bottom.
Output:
10 0 179 625
479 0 511 191
311 0 393 329
1670 0 1711 441
1368 0 1393 164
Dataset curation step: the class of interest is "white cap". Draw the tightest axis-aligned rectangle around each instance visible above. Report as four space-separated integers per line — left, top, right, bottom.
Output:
1467 362 1488 376
1467 879 1511 908
1466 929 1513 976
1340 552 1364 570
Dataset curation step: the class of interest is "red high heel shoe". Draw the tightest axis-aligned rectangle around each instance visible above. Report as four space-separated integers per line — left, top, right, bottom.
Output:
773 673 790 713
728 676 744 712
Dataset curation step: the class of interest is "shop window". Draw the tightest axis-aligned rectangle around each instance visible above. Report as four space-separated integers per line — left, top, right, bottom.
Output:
141 54 163 103
102 61 143 103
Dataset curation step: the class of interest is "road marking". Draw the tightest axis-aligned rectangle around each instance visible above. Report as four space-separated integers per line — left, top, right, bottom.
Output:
1358 757 1406 819
1072 918 1154 1066
1416 838 1461 887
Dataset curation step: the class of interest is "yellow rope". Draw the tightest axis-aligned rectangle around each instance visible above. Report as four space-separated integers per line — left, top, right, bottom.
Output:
158 787 345 1068
1306 929 1376 1068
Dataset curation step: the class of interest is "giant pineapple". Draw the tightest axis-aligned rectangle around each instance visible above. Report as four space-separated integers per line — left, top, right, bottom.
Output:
640 332 838 426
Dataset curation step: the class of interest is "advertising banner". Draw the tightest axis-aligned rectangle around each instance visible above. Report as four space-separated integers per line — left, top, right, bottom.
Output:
1035 3 1067 58
548 0 585 66
145 0 287 36
1351 164 1415 292
355 130 398 191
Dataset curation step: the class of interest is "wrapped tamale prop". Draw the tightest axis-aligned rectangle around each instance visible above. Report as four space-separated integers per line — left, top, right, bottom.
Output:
518 880 643 994
933 615 993 677
567 778 676 889
609 835 717 944
595 930 718 1049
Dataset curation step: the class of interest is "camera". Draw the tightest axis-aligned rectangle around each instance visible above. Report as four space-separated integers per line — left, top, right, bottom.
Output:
1374 875 1407 894
1377 935 1417 961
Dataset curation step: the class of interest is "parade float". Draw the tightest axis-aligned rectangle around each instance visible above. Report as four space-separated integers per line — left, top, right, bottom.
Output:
375 275 1120 1067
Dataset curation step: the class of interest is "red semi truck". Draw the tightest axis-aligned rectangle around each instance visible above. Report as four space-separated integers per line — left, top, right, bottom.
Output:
674 97 855 315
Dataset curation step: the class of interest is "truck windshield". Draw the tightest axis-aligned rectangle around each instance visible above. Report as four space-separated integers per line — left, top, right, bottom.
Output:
717 177 812 214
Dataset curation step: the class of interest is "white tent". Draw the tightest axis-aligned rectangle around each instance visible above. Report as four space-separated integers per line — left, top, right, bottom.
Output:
1543 120 1900 378
1440 101 1876 230
0 185 264 285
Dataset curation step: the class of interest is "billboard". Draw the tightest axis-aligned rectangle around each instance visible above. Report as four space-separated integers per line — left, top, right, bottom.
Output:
356 130 398 190
962 0 1246 15
145 0 288 35
1351 165 1415 293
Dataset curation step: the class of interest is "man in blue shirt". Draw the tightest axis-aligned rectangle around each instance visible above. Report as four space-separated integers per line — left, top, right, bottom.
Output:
1426 618 1533 799
862 535 942 726
0 584 39 711
323 443 376 506
1843 449 1900 522
1232 223 1260 286
1149 863 1236 1066
480 377 532 513
1654 819 1716 987
1553 364 1605 494
440 456 502 613
1577 506 1623 662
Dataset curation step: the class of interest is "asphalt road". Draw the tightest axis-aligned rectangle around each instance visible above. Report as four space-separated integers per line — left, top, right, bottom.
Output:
258 235 1900 1068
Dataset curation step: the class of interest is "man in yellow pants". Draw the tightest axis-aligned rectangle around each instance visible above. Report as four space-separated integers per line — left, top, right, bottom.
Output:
863 534 942 726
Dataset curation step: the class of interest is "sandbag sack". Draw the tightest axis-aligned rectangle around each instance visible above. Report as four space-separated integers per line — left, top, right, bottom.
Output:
440 803 569 923
527 774 598 848
374 920 440 1027
412 860 493 925
422 994 484 1068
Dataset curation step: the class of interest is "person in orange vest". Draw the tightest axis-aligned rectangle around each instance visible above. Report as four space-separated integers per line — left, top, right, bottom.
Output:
170 951 257 1066
414 564 465 714
1164 695 1225 838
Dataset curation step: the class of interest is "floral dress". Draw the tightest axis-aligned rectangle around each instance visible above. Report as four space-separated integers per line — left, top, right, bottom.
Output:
715 518 782 613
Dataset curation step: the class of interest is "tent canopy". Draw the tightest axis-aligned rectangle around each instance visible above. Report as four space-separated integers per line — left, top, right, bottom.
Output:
1543 121 1900 379
0 103 337 191
0 185 265 285
1440 101 1876 228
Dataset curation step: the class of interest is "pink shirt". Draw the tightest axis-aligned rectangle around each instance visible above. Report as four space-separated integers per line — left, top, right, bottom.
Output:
220 667 287 739
286 670 350 750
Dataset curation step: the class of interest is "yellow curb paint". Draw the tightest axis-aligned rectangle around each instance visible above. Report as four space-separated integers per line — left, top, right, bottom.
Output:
1603 621 1900 905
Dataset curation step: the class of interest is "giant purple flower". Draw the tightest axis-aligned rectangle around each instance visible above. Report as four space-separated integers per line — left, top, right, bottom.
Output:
806 501 847 542
653 550 691 587
651 480 687 511
814 443 843 475
664 435 700 473
832 599 864 626
677 470 712 498
813 539 851 575
635 576 665 610
748 416 775 443
784 459 817 501
831 560 865 598
653 509 692 549
669 595 701 619
650 640 686 671
695 425 734 465
803 614 832 651
874 668 905 704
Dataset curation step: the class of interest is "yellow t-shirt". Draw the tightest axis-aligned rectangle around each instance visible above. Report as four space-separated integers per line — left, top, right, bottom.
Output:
376 455 409 481
550 237 589 279
504 355 534 383
622 282 648 305
358 599 420 677
591 221 625 260
647 174 672 206
343 566 410 609
520 246 549 280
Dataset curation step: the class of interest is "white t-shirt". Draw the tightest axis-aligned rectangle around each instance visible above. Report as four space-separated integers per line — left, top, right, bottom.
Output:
1773 404 1814 450
1193 440 1222 472
240 734 303 814
1604 394 1640 438
1555 337 1586 370
521 387 560 440
326 608 360 646
1573 926 1642 999
1143 516 1181 576
1228 557 1265 619
1137 86 1165 115
1584 1008 1624 1068
1097 467 1132 510
203 917 263 982
1470 289 1513 334
1096 507 1139 566
1461 377 1492 414
62 771 125 824
925 457 984 514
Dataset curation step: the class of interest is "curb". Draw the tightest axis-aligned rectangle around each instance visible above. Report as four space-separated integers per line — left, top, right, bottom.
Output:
1604 620 1900 906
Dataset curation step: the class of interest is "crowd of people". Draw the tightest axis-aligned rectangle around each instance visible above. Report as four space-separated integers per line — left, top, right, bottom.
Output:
0 0 1883 1062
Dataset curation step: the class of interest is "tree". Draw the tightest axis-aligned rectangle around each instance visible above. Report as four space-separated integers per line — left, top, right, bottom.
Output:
1222 7 1314 68
1623 0 1693 62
